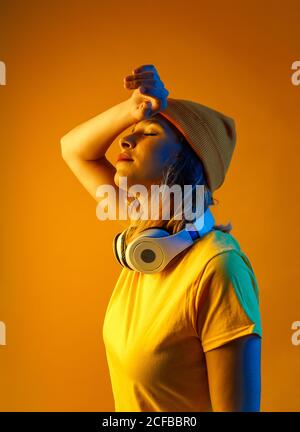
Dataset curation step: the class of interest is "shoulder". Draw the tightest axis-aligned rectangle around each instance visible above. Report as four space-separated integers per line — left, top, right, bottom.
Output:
200 246 261 315
205 248 251 278
190 229 248 275
202 247 259 297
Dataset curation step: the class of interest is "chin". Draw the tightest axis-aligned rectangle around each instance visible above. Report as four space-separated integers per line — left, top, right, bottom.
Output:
114 172 133 190
113 173 119 188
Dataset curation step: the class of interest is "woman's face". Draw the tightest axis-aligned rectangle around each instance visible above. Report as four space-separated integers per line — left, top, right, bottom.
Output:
114 114 183 190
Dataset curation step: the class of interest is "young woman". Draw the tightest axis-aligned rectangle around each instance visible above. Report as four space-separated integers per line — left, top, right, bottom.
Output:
61 64 262 412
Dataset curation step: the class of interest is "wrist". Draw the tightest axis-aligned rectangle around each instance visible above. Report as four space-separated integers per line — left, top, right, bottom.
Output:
119 98 135 125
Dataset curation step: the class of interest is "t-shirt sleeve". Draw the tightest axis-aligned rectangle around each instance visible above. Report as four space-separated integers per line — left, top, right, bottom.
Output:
194 249 262 353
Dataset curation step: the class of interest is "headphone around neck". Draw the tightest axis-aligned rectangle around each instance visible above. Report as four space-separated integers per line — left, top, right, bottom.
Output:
112 207 215 274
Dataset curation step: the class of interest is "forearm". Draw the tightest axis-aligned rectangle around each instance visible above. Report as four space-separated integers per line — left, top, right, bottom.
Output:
60 98 133 161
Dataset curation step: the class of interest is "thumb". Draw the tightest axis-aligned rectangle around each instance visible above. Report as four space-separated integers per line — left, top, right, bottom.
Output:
142 100 152 117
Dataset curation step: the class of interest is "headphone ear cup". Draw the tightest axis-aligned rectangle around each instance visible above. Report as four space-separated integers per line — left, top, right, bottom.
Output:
125 228 172 273
118 229 133 270
112 232 123 266
113 230 131 268
120 229 129 268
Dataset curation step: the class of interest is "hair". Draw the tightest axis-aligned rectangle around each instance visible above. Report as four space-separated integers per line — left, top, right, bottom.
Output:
123 118 232 247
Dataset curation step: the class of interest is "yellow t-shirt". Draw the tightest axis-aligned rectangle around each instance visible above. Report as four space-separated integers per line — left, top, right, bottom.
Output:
102 229 262 412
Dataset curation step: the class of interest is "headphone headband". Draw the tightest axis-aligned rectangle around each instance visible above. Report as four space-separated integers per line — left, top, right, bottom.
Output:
112 207 215 274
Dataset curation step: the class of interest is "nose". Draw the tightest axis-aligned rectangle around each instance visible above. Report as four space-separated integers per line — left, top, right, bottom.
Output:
119 133 136 150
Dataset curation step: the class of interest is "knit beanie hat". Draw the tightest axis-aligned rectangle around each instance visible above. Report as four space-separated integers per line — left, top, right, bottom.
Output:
159 98 237 193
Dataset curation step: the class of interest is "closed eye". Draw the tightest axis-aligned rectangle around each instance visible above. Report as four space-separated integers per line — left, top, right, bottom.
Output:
144 133 157 136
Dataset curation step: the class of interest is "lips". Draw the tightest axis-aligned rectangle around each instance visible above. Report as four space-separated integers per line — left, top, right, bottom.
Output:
117 153 134 162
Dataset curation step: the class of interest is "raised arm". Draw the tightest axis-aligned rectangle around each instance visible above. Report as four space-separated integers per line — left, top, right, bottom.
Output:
60 98 133 203
60 64 168 205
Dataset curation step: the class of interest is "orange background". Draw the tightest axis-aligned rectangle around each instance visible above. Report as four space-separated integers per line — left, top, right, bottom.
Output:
0 0 300 411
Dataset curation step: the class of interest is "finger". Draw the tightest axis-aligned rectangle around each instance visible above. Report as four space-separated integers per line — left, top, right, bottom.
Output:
159 98 168 110
124 71 158 81
124 79 163 89
132 64 157 74
140 85 169 97
141 100 152 117
139 86 169 112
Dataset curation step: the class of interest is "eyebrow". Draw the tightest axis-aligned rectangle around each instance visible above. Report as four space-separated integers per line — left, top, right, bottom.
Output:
131 120 162 132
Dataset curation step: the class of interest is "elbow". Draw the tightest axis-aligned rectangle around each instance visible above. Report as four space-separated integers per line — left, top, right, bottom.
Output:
60 135 74 161
60 133 84 161
60 135 67 156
